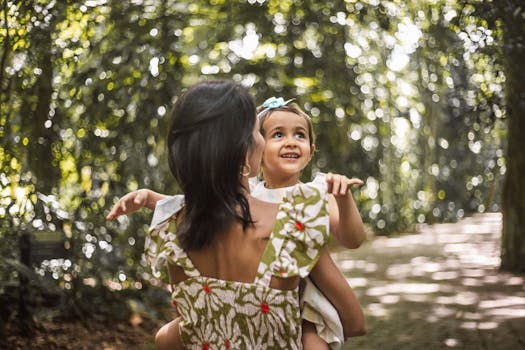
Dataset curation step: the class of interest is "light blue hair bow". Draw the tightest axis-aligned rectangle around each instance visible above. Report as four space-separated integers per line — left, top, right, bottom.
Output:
257 96 295 118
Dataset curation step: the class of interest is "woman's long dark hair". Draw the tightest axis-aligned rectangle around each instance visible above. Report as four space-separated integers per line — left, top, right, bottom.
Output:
167 81 256 250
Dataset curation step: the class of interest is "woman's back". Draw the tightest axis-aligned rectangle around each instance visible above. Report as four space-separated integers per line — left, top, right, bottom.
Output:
185 197 276 278
179 197 298 290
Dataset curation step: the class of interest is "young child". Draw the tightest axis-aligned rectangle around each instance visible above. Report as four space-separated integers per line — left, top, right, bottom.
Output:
108 97 366 349
254 97 366 349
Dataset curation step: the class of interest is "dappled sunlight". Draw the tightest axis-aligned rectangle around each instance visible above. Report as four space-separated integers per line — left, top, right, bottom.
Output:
434 291 479 306
455 292 479 305
379 294 401 304
482 275 500 284
485 308 525 318
367 303 389 318
444 338 460 347
386 258 463 280
477 322 499 330
462 278 483 287
460 321 481 329
432 271 459 280
340 259 378 273
385 264 412 279
505 276 524 285
334 213 525 349
366 282 440 297
346 277 368 288
461 269 486 277
464 311 482 320
479 296 525 317
372 234 437 248
459 320 500 330
435 296 456 304
432 305 456 318
402 294 432 303
444 243 501 267
437 233 471 243
458 224 498 235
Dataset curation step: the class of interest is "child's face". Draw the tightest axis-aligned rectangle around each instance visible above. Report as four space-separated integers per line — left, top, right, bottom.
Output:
261 110 314 182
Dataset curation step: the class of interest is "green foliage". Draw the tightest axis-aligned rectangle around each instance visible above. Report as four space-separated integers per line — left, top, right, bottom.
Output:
0 0 508 322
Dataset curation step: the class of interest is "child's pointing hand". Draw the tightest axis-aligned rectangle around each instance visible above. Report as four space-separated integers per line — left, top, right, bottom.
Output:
106 189 150 220
326 173 364 196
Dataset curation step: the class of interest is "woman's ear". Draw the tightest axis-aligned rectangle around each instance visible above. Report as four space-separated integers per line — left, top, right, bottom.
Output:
310 144 316 159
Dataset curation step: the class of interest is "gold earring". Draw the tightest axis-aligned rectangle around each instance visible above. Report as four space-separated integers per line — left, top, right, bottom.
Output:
240 164 251 177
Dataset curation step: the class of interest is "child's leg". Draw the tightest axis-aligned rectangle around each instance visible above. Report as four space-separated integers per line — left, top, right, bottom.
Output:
155 316 186 350
302 320 330 350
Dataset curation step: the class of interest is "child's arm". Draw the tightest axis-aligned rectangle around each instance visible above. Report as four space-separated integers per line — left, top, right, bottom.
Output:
326 173 365 249
309 248 367 339
106 189 167 220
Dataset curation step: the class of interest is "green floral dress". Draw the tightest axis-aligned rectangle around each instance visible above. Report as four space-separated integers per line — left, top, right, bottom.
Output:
145 181 329 350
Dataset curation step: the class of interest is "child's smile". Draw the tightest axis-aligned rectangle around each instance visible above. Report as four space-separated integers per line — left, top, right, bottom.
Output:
281 151 300 159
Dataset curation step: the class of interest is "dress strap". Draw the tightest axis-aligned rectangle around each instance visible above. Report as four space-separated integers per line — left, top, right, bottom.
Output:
254 180 330 287
164 221 200 277
254 233 285 286
145 195 200 277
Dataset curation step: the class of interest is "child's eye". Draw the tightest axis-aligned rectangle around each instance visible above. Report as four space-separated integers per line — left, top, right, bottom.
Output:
295 132 306 139
271 132 283 138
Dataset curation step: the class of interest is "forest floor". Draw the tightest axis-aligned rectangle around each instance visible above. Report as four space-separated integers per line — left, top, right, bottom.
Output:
3 213 525 350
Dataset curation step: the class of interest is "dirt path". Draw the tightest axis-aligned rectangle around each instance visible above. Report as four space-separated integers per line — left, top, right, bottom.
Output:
337 213 525 350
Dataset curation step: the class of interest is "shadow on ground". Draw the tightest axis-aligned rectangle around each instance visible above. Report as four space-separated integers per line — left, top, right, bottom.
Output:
336 213 525 350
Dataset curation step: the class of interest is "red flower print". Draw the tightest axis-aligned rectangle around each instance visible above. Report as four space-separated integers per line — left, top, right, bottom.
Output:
203 284 211 294
171 299 177 307
294 220 305 230
261 302 270 314
225 339 231 349
202 342 209 350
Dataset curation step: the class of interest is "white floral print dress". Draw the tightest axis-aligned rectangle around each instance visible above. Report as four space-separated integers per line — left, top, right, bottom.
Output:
145 180 329 349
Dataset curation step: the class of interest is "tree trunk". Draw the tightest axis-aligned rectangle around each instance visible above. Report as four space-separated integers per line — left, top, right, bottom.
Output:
27 24 57 194
500 1 525 272
18 230 34 333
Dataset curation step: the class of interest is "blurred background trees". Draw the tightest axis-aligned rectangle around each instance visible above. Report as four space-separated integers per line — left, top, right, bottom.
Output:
1 0 523 332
